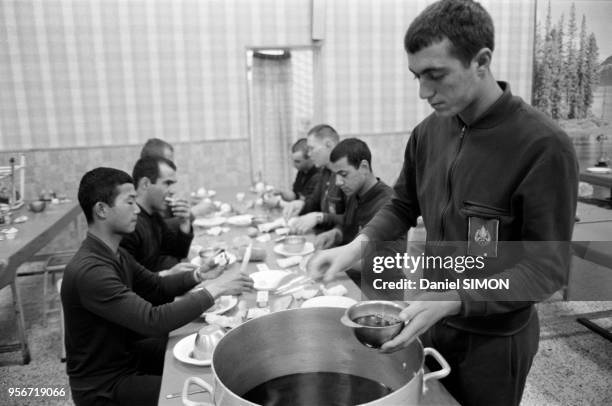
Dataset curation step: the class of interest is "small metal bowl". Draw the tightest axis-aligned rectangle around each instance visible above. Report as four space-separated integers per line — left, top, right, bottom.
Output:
193 325 225 360
341 301 407 348
29 200 46 213
283 235 306 254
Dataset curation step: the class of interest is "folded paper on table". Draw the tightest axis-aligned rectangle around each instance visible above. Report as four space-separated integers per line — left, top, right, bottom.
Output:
323 284 348 296
277 256 302 269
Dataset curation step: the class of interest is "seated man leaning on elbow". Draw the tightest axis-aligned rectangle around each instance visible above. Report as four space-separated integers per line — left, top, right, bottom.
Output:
120 156 195 275
315 138 393 250
61 167 253 406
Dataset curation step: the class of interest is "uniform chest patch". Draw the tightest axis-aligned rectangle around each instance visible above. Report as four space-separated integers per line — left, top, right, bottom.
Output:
468 217 499 258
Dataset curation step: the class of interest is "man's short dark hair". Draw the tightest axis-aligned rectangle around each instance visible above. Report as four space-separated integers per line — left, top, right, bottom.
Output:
78 167 133 224
132 156 177 187
140 138 174 159
404 0 494 67
307 124 340 144
330 138 372 170
291 138 309 157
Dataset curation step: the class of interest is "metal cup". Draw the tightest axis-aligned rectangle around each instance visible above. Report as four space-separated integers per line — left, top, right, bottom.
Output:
193 325 225 360
341 301 407 348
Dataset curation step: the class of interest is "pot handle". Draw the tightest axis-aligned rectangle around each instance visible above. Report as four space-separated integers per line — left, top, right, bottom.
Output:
422 347 451 392
182 376 215 406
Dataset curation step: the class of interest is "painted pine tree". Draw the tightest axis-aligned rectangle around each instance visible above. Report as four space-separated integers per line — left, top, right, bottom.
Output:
532 1 601 120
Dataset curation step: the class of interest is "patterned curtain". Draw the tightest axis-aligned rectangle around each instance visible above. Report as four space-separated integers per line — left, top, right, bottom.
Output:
250 51 293 189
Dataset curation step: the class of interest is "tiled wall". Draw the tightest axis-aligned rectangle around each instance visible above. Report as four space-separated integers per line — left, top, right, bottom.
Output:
0 139 250 202
0 134 403 204
0 139 251 254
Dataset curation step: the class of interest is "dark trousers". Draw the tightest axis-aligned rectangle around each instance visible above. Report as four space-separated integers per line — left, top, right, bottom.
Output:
421 313 539 406
71 337 167 406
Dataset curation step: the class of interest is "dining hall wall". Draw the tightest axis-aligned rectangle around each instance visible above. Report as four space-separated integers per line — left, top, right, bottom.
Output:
0 0 535 191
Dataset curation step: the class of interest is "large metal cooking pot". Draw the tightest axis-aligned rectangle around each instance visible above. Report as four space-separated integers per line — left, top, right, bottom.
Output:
182 307 450 405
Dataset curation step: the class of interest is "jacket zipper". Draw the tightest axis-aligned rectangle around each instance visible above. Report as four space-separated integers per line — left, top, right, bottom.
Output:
439 125 467 239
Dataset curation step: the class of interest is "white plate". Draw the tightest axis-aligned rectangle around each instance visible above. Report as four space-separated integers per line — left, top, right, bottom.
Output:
202 295 238 317
226 214 254 226
173 333 211 366
301 296 357 309
193 216 227 228
274 242 315 257
250 270 291 290
586 167 612 174
190 252 237 267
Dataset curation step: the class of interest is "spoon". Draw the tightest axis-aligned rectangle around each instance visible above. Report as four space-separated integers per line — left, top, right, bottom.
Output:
166 389 207 399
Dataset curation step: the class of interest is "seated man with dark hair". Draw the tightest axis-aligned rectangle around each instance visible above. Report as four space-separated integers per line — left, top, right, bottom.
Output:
315 138 393 249
61 167 253 406
120 156 194 274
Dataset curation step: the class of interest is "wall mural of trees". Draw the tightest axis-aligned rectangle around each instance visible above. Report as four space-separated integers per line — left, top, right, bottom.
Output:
533 1 601 120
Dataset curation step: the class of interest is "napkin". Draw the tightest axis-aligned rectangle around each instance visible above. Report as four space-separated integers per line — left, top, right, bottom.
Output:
206 226 230 236
258 217 286 233
205 314 241 329
323 284 348 296
275 227 290 235
246 308 270 319
292 288 319 300
256 234 271 243
276 256 302 269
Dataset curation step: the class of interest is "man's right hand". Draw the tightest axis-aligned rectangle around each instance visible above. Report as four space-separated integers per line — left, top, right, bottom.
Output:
204 269 254 298
307 236 366 282
282 200 304 219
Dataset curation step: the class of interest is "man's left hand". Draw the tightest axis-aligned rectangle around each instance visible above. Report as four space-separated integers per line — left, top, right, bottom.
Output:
160 262 199 277
170 198 192 233
380 291 461 353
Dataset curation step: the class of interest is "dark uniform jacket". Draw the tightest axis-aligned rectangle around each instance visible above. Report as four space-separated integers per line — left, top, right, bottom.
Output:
61 233 213 394
362 82 578 334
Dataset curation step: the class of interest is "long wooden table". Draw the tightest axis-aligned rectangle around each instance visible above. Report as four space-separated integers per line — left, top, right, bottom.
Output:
0 201 81 364
158 189 459 405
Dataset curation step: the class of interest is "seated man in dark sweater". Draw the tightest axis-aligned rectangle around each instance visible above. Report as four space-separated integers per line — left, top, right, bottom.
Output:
120 156 194 274
314 138 393 249
286 124 346 234
61 167 253 406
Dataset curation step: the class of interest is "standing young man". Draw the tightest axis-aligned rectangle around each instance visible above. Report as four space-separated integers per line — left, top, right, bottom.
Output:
308 1 578 405
62 167 253 405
